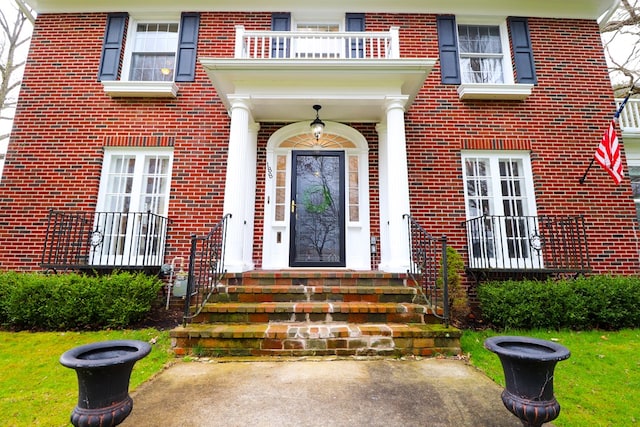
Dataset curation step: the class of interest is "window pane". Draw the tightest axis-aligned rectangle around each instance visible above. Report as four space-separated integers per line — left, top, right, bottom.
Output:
274 155 287 222
460 57 504 84
139 156 170 215
130 53 175 81
348 156 359 222
130 22 178 81
629 166 640 198
458 25 504 84
458 25 502 54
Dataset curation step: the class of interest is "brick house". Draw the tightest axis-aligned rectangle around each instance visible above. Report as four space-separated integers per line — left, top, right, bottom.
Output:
2 1 639 286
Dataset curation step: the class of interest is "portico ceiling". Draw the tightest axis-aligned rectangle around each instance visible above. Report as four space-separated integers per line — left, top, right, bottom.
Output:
199 59 437 123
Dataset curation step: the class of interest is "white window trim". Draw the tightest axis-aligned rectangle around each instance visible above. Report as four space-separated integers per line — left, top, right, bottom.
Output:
103 80 178 98
102 14 180 98
456 16 533 101
457 83 533 100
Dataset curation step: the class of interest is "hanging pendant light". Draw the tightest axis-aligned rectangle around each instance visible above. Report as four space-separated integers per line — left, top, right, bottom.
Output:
310 105 325 141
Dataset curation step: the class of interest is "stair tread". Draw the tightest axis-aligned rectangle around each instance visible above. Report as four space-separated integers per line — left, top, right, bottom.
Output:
226 285 417 294
202 301 431 313
171 322 459 339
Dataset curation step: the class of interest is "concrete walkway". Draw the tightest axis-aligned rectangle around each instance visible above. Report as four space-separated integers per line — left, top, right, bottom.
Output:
122 357 524 427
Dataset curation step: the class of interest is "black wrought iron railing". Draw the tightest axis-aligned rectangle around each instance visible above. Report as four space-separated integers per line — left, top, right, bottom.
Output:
183 214 231 324
41 209 169 271
463 215 590 273
404 214 449 327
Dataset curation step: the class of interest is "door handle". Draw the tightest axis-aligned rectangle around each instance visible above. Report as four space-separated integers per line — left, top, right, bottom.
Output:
291 200 296 213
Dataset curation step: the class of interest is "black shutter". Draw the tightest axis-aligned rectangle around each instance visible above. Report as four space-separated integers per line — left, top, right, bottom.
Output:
98 13 127 81
436 15 461 85
508 17 537 85
175 12 200 82
346 13 365 58
271 13 291 58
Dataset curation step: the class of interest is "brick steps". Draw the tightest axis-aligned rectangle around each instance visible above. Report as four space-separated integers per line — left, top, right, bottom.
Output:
226 271 409 287
193 301 435 324
214 285 417 303
171 322 461 357
170 270 460 357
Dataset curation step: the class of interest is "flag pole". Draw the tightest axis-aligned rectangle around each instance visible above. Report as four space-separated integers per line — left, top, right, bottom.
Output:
579 88 634 184
578 159 595 184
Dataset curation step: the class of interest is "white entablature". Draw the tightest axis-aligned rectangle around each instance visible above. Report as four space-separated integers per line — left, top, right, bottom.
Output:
28 0 617 21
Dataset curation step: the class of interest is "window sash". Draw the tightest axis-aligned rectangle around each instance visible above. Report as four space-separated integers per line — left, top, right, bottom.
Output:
458 24 506 84
124 20 179 82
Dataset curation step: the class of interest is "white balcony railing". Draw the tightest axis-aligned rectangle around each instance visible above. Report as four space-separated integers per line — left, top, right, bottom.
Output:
618 98 640 132
234 25 400 60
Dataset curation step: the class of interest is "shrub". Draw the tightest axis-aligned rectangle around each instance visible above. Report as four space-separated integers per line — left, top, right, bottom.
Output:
0 271 163 331
438 246 469 324
478 275 640 330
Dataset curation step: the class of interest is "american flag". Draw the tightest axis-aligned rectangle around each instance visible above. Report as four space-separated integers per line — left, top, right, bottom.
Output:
594 119 623 185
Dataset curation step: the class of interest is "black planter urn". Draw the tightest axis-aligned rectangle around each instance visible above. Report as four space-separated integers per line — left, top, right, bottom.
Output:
60 340 152 427
484 336 571 427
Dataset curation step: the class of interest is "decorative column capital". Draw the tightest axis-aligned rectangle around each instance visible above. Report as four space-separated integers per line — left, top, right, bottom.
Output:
249 122 261 133
228 95 252 112
384 96 409 113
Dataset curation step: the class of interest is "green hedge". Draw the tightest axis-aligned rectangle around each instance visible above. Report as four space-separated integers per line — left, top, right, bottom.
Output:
0 271 163 331
478 275 640 330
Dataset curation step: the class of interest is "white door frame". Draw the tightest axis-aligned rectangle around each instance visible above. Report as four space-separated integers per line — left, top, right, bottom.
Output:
261 121 371 270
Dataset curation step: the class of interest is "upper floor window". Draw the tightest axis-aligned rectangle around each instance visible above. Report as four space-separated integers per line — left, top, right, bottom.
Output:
98 12 200 97
437 15 537 100
126 22 179 81
457 24 507 84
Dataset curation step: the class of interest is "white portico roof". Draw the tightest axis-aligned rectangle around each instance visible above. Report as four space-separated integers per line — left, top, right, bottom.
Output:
27 0 617 21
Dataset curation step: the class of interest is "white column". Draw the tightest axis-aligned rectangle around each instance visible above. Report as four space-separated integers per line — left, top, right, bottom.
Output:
376 122 390 270
378 96 411 273
223 96 254 272
242 121 260 270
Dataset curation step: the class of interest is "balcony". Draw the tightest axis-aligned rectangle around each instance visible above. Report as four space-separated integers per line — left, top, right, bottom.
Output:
234 26 399 60
463 215 590 276
200 26 436 123
41 210 169 272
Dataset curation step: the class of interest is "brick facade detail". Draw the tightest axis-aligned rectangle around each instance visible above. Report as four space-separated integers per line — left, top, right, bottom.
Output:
0 12 637 276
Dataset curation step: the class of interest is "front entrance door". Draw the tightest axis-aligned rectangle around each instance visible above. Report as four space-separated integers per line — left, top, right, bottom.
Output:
290 151 346 267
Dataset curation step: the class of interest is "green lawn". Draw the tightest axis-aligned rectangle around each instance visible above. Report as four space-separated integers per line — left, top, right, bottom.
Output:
0 329 172 427
461 329 640 427
2 328 638 426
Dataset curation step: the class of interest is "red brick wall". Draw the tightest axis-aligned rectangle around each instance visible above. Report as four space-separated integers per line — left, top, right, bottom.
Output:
1 12 637 275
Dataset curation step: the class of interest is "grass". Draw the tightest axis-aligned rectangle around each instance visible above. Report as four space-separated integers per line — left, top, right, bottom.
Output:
0 329 172 427
2 328 639 426
461 329 640 427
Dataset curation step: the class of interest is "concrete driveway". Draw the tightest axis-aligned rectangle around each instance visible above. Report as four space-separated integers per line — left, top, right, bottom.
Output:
122 357 525 427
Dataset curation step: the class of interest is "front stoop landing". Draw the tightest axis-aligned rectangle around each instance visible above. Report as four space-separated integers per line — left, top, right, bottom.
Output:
170 271 461 357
